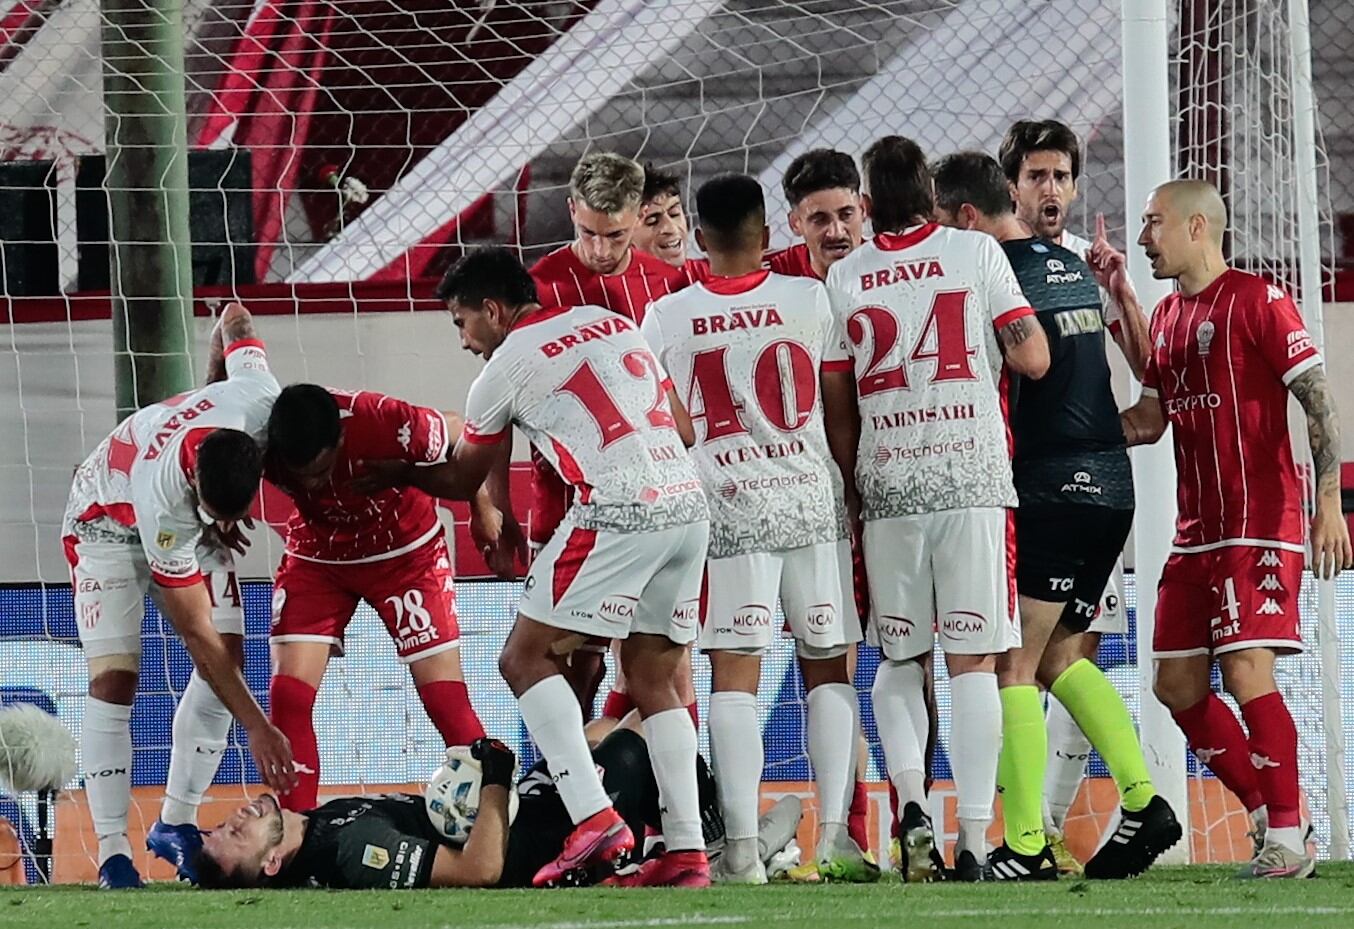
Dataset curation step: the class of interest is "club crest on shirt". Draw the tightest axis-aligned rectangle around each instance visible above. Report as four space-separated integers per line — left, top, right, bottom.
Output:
1196 320 1215 356
362 844 390 869
155 529 176 550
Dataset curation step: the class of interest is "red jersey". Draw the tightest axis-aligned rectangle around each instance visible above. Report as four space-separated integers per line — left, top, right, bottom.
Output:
1142 269 1321 551
765 242 821 280
681 257 711 284
266 390 450 562
529 244 687 324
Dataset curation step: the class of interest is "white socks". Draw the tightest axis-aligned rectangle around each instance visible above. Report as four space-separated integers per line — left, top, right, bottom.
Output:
708 691 762 841
518 676 611 824
162 671 233 826
642 708 704 852
1044 693 1091 830
807 682 857 827
949 671 1001 855
83 696 133 864
872 659 928 808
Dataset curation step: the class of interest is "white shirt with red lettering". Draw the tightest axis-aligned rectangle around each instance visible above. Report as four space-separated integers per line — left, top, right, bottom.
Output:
825 223 1034 519
266 390 449 563
462 305 708 534
642 270 849 558
1142 269 1321 552
62 340 279 587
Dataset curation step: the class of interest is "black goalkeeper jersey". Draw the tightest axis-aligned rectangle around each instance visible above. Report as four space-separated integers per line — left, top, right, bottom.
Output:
279 793 441 890
1002 237 1132 509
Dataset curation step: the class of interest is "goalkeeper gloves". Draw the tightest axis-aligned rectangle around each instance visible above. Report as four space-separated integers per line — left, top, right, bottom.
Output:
471 737 517 789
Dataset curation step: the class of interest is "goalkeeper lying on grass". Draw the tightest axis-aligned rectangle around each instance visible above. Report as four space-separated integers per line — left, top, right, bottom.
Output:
196 722 801 889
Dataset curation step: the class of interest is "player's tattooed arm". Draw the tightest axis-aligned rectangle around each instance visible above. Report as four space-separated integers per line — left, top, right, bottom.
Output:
1119 394 1166 446
204 302 259 385
1289 365 1352 578
998 316 1050 379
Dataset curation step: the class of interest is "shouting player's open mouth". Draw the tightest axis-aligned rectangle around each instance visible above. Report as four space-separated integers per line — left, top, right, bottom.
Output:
651 234 685 265
1041 199 1063 230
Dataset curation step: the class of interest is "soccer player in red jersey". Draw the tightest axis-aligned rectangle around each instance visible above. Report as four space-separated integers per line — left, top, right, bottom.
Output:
264 384 501 811
765 149 864 281
1121 179 1352 879
529 152 689 323
632 164 710 284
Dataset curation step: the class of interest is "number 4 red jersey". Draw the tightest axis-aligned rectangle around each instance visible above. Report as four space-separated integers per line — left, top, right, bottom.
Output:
1142 269 1321 552
462 306 708 534
265 390 450 563
826 223 1034 519
642 270 849 558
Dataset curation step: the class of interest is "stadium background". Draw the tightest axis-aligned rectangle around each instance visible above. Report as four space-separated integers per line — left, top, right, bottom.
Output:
2 0 1354 882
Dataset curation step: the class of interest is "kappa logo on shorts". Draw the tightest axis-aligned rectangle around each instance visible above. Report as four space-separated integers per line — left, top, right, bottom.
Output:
1257 574 1284 592
1257 598 1284 616
1257 550 1283 568
732 605 772 634
940 610 988 640
876 614 915 639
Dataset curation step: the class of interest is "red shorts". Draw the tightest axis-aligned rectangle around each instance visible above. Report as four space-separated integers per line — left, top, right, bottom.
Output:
271 535 460 663
1154 545 1303 658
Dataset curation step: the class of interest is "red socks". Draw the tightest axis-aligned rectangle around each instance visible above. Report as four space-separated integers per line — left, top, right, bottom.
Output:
686 702 699 731
270 675 319 811
602 689 635 720
848 781 870 851
1240 691 1301 828
1172 693 1263 812
417 680 486 746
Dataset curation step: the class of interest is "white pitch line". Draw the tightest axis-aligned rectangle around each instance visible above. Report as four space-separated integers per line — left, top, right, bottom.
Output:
846 907 1354 918
471 918 751 929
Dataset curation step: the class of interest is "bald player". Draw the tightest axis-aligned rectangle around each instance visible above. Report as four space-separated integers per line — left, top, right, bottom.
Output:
1121 179 1351 879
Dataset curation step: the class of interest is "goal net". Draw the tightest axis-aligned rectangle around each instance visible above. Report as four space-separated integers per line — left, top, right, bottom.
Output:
0 0 1348 882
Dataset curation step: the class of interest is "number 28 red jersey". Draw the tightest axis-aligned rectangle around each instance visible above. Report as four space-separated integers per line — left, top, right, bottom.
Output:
1142 269 1321 552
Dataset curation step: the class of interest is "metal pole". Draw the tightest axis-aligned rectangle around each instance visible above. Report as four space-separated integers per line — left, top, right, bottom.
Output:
1287 0 1349 860
103 0 195 419
1121 0 1191 864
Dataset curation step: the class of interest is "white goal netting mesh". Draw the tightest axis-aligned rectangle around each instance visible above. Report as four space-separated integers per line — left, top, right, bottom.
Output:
0 0 1350 881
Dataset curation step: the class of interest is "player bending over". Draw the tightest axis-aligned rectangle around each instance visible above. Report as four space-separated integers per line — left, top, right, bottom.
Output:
933 152 1181 880
362 247 713 887
62 303 296 888
196 730 799 890
823 136 1049 883
642 173 874 884
1121 179 1352 879
262 384 505 813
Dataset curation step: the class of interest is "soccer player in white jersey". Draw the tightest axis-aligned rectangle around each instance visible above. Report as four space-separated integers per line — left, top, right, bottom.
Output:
998 119 1155 870
822 136 1050 882
61 303 296 888
642 174 874 884
366 247 713 888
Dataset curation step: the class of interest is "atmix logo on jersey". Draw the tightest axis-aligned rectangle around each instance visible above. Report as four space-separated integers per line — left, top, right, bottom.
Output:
1044 257 1084 284
1061 470 1102 496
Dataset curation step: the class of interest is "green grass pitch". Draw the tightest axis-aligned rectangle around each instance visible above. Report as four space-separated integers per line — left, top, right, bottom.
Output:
5 865 1354 929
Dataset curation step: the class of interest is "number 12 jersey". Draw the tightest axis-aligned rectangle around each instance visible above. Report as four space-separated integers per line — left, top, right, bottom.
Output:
826 223 1033 519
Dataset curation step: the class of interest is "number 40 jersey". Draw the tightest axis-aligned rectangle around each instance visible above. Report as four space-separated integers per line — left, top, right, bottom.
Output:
825 223 1035 520
642 269 850 559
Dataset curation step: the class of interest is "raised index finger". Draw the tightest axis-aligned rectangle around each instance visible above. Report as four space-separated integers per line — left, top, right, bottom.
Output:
1096 212 1108 241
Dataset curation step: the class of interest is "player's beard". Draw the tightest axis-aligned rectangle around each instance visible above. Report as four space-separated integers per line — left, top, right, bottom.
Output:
260 794 286 849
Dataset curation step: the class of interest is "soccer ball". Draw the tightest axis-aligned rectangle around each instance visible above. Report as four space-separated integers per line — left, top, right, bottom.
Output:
425 746 518 845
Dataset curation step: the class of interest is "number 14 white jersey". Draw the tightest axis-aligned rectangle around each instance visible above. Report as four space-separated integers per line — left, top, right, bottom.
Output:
825 223 1033 519
642 270 848 558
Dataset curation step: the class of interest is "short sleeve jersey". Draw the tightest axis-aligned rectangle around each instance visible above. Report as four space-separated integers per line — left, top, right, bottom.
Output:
266 390 450 563
63 339 278 587
529 245 689 324
1142 269 1321 550
1001 237 1133 509
278 794 439 890
765 243 821 280
825 223 1033 519
462 306 709 534
642 270 849 558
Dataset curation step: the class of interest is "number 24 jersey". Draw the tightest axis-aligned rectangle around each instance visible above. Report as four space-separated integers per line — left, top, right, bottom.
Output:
825 223 1034 520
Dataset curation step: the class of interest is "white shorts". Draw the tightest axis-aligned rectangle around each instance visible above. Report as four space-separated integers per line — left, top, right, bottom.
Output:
1087 561 1127 635
864 507 1020 661
519 519 709 645
69 539 244 659
699 539 863 657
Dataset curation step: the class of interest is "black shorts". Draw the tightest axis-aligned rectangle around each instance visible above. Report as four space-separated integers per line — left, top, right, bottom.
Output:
1015 505 1133 633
